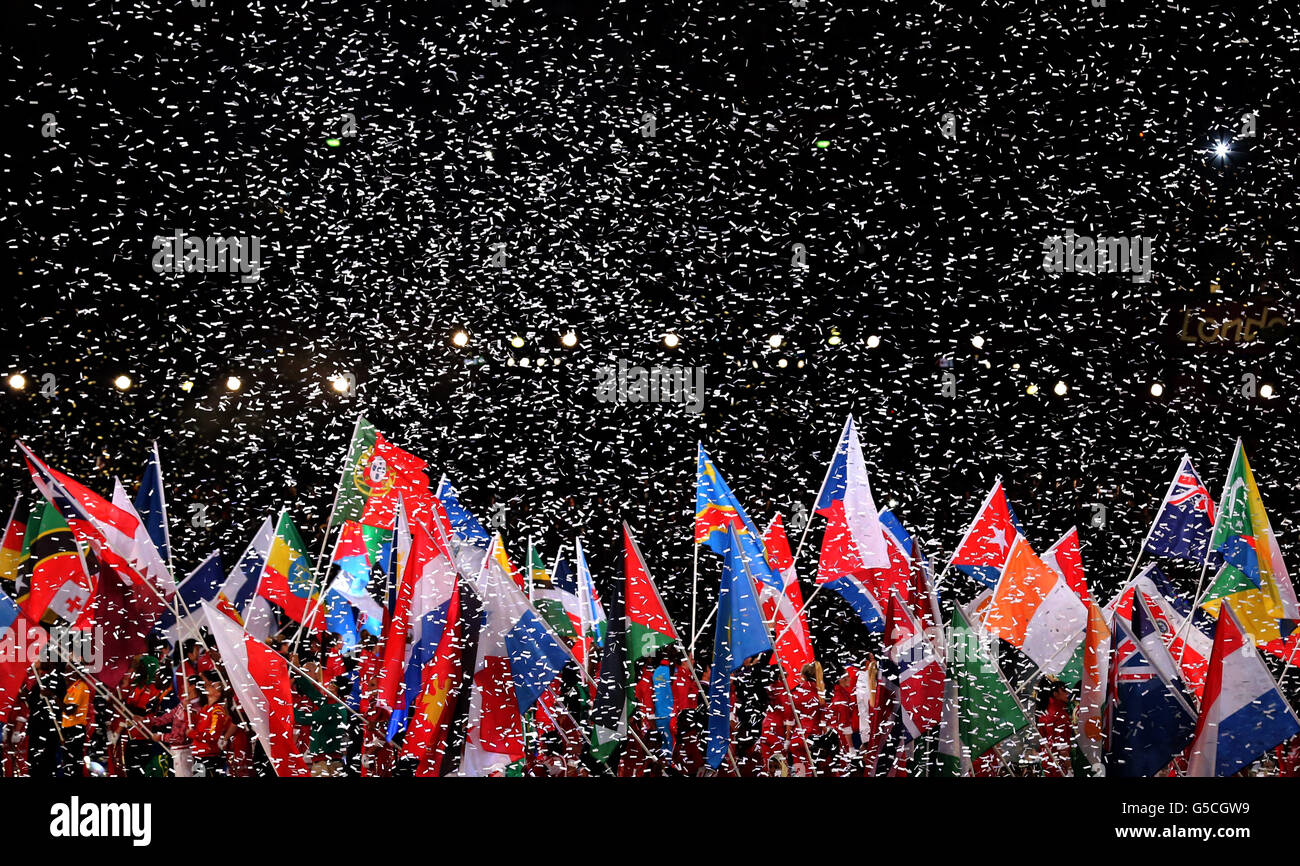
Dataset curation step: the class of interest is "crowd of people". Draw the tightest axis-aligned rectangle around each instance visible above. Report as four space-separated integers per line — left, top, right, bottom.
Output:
5 629 1299 778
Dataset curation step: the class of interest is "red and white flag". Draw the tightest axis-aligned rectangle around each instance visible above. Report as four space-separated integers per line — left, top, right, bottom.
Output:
203 600 310 776
761 515 815 682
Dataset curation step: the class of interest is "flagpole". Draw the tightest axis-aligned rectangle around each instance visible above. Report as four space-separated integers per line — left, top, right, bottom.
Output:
152 441 175 576
526 536 534 603
1123 453 1188 586
1276 636 1300 691
1175 441 1237 672
626 522 740 775
690 444 701 656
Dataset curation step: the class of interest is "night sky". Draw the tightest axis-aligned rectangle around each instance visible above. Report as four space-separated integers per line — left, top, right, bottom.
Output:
4 0 1297 673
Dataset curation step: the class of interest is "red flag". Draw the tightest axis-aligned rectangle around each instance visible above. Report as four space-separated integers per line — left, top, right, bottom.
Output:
761 515 815 682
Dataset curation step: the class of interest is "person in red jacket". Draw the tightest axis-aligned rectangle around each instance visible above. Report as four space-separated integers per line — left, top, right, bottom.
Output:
1035 678 1073 777
190 672 234 776
144 675 201 777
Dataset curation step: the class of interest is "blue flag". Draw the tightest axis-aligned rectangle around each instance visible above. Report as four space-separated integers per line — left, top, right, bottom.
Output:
134 446 171 566
1104 592 1198 777
1145 455 1218 564
157 551 224 644
436 477 490 549
695 445 782 591
707 526 774 769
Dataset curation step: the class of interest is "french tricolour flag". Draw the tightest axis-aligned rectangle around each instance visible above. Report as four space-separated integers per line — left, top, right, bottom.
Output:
459 533 572 776
1187 601 1300 777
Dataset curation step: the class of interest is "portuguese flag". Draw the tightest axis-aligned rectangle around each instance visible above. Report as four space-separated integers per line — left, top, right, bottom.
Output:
625 524 677 662
331 417 432 532
257 512 324 629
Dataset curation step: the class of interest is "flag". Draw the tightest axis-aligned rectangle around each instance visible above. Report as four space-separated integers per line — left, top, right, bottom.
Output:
379 520 459 740
812 416 892 590
574 537 607 651
1201 440 1298 644
20 442 176 596
1076 601 1111 773
21 500 95 624
1104 592 1198 777
1106 564 1213 698
459 534 572 776
0 588 45 723
90 551 169 688
983 536 1088 675
215 517 274 634
590 573 628 762
948 479 1024 587
328 520 384 637
1042 527 1092 609
624 523 680 662
133 444 172 568
529 546 577 640
256 512 324 630
202 601 310 776
0 498 27 588
936 675 969 776
331 418 432 531
761 515 815 682
1145 455 1216 563
695 445 782 590
1188 601 1300 776
947 605 1030 756
707 526 774 769
157 551 224 646
437 477 490 578
882 591 944 740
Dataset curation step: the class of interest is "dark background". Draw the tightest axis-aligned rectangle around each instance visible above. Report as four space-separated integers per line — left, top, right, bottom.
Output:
3 0 1297 672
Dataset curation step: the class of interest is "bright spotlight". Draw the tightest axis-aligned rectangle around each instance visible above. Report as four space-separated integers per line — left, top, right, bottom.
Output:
1026 383 1039 396
768 334 784 349
510 335 525 349
225 376 243 392
519 356 531 367
866 335 881 349
1260 383 1275 399
828 328 842 346
1150 382 1164 397
7 373 26 391
777 358 788 369
331 375 351 394
113 375 133 391
560 331 578 348
451 330 469 348
663 333 680 349
1054 380 1068 396
1214 141 1229 158
971 335 985 350
180 380 195 393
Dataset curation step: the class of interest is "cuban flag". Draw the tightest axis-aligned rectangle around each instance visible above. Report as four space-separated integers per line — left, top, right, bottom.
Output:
380 519 459 740
1188 601 1300 776
882 591 944 741
459 533 572 776
1145 455 1217 563
1104 592 1198 777
437 477 490 578
947 479 1025 588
